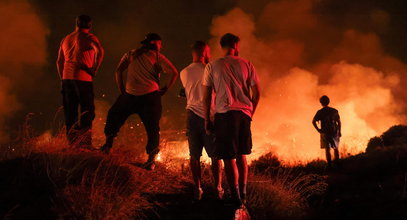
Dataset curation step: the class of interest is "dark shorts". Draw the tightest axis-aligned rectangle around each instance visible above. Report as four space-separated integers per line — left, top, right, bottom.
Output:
320 133 340 149
214 110 252 159
187 110 216 158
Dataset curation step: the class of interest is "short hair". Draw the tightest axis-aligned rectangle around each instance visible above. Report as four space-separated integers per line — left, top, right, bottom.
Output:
191 41 207 54
320 95 330 106
76 15 92 29
220 33 240 49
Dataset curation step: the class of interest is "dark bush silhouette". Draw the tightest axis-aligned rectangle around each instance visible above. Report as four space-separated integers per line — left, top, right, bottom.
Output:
251 152 281 174
366 125 407 152
366 136 384 153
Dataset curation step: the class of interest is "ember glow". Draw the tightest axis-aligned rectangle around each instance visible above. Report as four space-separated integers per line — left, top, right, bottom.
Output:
2 0 406 166
205 5 405 164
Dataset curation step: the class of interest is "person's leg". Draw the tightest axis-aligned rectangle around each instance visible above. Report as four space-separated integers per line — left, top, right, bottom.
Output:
334 148 339 160
190 155 202 188
236 155 248 202
333 137 340 163
202 114 223 198
78 81 95 147
62 80 79 146
236 112 252 202
325 147 332 167
102 93 134 153
223 159 241 204
214 112 240 205
190 155 204 200
138 92 161 168
187 110 205 199
211 157 223 198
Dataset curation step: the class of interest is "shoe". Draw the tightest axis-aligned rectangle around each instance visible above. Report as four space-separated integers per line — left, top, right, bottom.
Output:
143 161 156 171
194 187 203 201
234 204 250 220
217 188 225 200
143 154 157 171
100 143 112 154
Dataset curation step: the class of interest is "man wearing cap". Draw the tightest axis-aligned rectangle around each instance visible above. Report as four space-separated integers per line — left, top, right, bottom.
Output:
203 33 260 206
180 41 224 200
101 33 178 170
56 14 104 148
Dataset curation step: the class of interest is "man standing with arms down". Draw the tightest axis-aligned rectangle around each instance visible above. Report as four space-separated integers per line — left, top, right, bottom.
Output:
203 33 260 206
180 41 223 200
101 33 178 171
56 15 104 148
312 95 341 168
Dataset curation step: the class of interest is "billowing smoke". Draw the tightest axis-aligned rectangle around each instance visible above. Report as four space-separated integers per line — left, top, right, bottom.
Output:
208 1 406 163
0 0 48 142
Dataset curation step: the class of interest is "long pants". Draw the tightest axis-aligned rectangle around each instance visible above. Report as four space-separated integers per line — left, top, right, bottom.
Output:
62 80 95 146
104 91 161 155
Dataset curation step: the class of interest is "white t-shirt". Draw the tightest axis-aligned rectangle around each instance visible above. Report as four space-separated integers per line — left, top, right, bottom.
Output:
180 62 214 119
117 49 177 96
202 55 259 118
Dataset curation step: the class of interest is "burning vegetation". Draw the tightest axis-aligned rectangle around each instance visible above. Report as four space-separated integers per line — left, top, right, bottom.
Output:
1 0 407 219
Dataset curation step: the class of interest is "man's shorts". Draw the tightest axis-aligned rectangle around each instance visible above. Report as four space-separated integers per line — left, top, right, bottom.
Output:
320 133 340 149
186 110 216 158
214 110 252 159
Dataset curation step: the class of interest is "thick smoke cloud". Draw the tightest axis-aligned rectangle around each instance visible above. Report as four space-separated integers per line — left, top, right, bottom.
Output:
1 0 406 164
208 1 406 163
0 0 48 142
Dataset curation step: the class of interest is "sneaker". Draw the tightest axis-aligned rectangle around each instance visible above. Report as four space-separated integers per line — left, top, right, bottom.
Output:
194 187 203 201
100 143 112 154
234 204 250 220
217 188 225 200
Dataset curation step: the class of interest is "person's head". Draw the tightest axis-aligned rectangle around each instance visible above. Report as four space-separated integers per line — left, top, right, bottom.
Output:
76 15 92 29
140 33 162 51
319 95 330 107
191 41 210 64
220 33 240 56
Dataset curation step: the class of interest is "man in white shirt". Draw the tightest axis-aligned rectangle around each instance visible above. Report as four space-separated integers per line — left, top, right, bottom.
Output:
101 33 178 170
180 41 223 200
203 33 260 206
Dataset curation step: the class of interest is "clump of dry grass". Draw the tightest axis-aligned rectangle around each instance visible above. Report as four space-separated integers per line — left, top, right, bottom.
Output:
0 118 188 219
247 169 327 219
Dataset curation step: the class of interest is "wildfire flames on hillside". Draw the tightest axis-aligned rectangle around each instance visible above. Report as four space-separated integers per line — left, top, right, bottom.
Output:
2 0 407 167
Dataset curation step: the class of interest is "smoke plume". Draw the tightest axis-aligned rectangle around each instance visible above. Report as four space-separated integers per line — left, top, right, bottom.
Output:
0 0 49 142
208 1 406 163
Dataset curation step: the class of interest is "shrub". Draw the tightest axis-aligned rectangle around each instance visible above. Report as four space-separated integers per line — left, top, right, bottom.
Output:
366 125 407 152
251 152 281 174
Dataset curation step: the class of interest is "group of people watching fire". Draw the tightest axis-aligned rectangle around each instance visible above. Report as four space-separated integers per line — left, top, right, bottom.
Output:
56 15 341 208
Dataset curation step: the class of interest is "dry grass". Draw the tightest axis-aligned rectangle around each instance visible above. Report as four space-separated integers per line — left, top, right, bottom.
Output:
0 118 190 219
247 169 327 219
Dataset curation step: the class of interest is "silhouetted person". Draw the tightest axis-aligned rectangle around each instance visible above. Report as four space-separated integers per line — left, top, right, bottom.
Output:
312 95 341 168
56 15 104 148
101 33 178 170
180 41 223 200
203 33 260 206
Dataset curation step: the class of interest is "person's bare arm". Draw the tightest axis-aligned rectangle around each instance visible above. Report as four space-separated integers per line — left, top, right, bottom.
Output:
251 84 260 116
337 115 342 137
203 85 213 135
159 57 178 95
115 55 129 94
90 38 104 76
56 45 65 79
312 118 321 133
